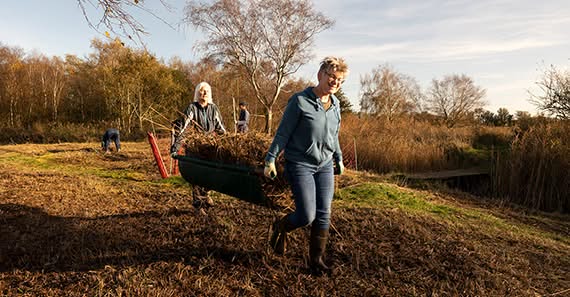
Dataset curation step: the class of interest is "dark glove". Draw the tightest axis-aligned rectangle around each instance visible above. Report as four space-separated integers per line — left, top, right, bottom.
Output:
170 141 181 156
172 119 183 131
334 160 345 175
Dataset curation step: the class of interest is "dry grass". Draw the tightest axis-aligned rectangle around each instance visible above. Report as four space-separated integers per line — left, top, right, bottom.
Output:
493 121 570 212
0 141 569 296
339 114 489 173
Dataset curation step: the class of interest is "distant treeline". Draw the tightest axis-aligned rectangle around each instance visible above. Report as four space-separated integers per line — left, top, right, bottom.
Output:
0 39 309 139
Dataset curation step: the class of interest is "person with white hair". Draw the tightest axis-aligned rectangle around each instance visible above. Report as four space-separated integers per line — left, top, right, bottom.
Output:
171 81 226 208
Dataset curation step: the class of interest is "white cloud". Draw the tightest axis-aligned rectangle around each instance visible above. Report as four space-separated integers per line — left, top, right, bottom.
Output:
308 0 570 112
322 37 562 65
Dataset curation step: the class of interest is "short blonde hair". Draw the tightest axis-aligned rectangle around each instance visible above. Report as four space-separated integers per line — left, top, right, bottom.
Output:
319 56 349 76
193 82 213 103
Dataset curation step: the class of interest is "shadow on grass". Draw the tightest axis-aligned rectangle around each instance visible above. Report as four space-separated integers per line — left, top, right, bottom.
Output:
0 203 265 273
47 148 98 154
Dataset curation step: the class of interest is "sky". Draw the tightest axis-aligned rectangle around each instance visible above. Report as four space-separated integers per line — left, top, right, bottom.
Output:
1 0 569 114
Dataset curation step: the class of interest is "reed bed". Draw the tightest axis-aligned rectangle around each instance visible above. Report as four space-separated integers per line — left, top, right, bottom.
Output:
493 121 570 213
339 114 478 173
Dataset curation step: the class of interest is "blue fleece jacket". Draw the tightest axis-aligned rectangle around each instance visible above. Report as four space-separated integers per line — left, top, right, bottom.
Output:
265 87 342 167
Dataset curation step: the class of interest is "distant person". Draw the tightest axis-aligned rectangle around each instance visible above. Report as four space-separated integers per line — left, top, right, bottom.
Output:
101 128 121 153
264 56 348 276
236 101 250 133
170 82 226 209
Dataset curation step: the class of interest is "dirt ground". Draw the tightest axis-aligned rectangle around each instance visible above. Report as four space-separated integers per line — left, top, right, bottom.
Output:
0 142 568 296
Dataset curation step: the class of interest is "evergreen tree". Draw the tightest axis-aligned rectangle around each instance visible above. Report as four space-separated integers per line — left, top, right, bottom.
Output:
335 88 353 114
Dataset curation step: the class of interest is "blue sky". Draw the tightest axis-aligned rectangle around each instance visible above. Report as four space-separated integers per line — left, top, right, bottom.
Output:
2 1 569 114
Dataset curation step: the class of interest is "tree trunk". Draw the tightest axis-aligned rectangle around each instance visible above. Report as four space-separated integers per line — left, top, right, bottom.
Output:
264 107 273 134
9 97 15 128
138 89 143 132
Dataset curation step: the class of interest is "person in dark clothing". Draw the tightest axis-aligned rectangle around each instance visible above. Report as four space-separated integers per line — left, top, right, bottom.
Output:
101 128 121 153
236 101 250 133
170 82 226 209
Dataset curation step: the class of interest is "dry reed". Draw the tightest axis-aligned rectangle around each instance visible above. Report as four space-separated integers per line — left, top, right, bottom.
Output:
339 114 477 173
493 121 570 213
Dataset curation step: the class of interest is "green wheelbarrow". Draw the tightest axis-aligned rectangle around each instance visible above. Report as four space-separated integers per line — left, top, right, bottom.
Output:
173 154 269 206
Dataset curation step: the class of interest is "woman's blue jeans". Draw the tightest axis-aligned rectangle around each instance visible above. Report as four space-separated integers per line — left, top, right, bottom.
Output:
284 159 335 230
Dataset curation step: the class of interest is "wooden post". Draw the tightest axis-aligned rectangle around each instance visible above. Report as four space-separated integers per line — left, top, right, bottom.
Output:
353 137 358 171
232 96 237 134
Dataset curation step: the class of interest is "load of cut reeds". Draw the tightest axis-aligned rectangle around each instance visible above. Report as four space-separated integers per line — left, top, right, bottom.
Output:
181 130 292 209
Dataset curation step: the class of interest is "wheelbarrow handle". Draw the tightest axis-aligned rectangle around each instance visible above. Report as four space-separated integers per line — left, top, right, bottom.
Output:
253 166 265 176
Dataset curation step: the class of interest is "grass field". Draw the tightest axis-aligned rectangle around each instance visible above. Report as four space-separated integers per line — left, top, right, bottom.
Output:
0 142 568 296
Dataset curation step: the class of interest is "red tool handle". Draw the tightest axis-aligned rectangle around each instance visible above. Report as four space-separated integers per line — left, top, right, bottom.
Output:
147 132 168 179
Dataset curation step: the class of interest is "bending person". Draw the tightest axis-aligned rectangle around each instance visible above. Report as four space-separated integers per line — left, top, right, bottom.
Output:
101 128 121 153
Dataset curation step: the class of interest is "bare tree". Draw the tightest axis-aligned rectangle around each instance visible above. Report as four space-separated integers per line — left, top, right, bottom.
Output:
426 74 486 127
184 0 333 133
359 65 419 121
531 64 570 119
76 0 172 45
0 45 25 127
24 54 68 122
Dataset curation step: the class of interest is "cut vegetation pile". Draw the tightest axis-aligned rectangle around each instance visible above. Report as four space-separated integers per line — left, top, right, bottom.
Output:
181 131 291 209
0 142 568 296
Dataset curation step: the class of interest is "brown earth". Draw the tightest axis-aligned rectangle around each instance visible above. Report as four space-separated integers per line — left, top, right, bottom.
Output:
0 142 568 296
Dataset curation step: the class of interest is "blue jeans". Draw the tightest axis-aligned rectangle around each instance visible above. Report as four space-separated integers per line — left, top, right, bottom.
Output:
102 129 121 151
284 159 335 230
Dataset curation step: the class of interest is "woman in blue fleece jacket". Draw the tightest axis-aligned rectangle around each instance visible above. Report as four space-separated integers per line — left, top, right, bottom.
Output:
264 56 348 275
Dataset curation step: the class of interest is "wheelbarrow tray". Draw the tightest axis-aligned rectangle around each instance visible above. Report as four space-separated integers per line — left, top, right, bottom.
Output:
173 155 267 205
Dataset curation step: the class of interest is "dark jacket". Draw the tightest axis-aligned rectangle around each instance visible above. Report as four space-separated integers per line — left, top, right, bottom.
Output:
237 109 250 133
171 102 226 154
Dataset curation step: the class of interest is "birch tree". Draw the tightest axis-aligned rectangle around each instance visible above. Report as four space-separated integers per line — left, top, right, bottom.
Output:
426 74 486 127
185 0 333 133
76 0 172 45
359 65 419 121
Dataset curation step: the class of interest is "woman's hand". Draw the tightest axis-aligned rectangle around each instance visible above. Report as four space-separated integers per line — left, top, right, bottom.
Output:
264 162 277 179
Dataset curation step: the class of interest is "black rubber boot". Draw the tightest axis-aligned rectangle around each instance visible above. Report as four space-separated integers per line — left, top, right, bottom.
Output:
269 215 296 255
309 224 331 276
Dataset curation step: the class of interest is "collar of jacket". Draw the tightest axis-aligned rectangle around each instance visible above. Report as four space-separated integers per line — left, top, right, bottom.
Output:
194 101 210 109
305 87 338 109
